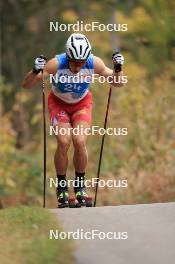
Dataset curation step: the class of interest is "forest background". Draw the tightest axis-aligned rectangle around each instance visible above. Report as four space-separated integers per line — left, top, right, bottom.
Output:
0 0 175 208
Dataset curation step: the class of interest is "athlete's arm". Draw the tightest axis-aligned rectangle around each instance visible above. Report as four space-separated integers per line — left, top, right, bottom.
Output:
22 58 58 89
93 56 124 87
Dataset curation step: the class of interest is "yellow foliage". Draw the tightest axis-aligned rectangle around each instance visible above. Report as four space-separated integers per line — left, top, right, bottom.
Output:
61 10 78 23
27 17 39 33
125 61 147 81
117 7 152 33
0 115 16 154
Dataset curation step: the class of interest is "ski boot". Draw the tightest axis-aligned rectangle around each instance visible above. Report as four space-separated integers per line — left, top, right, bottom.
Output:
57 176 77 208
57 188 69 208
56 176 68 208
74 187 92 207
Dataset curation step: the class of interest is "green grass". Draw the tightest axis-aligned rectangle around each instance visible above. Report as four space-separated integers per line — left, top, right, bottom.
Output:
0 206 74 264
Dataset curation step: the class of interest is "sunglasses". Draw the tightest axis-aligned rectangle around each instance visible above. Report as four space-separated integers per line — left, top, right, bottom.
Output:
69 58 87 64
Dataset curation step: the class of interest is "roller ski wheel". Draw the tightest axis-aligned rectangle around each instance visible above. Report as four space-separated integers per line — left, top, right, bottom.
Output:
58 198 78 208
68 197 77 208
84 196 93 207
58 202 69 208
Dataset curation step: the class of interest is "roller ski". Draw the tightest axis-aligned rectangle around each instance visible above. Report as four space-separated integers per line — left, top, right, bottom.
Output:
57 191 78 208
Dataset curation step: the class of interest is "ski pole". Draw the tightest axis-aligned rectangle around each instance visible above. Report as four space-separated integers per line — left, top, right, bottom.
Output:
94 81 113 207
41 69 47 208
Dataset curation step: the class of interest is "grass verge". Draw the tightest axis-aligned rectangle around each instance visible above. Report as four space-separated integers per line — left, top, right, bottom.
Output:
0 206 74 264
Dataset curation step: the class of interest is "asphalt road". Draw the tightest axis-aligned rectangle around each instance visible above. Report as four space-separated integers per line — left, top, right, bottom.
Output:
51 202 175 264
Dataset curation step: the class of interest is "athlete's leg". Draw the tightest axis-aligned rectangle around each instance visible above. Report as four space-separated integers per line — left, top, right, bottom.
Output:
55 122 72 206
54 122 72 175
71 109 92 203
48 91 72 175
72 108 91 172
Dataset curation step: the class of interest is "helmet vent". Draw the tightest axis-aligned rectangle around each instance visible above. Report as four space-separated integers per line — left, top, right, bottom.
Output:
80 45 82 55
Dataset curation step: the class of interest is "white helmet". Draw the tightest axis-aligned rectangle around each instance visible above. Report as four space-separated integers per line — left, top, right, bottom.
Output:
66 33 91 61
